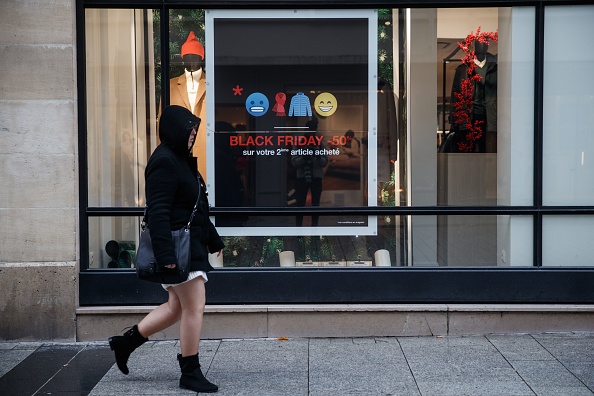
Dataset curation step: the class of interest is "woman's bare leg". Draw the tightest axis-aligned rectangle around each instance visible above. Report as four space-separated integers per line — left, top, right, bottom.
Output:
173 277 217 392
137 289 181 337
171 277 206 356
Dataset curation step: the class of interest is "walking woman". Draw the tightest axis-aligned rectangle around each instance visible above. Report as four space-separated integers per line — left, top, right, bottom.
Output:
108 105 224 393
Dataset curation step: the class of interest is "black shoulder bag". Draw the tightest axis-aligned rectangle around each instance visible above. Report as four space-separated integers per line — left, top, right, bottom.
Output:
135 180 201 284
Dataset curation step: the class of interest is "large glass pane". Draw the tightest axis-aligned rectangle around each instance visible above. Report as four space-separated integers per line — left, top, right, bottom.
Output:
212 214 532 267
543 216 594 267
217 220 403 267
543 5 594 206
83 7 538 271
437 215 533 267
407 7 535 266
433 7 534 207
85 9 159 208
86 213 532 269
87 214 403 269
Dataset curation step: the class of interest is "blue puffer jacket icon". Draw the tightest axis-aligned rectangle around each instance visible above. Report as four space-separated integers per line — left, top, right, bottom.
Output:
288 92 312 117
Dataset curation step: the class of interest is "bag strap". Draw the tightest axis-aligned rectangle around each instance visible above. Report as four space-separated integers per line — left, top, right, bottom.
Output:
142 175 202 230
185 177 201 229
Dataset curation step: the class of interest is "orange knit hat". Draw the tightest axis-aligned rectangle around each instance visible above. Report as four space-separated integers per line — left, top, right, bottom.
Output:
181 31 204 59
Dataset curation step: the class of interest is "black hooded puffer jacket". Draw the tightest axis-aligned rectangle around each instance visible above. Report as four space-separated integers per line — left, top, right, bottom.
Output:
145 105 224 272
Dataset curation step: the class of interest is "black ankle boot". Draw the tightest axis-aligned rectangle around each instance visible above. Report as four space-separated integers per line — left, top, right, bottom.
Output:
177 353 218 393
108 325 148 375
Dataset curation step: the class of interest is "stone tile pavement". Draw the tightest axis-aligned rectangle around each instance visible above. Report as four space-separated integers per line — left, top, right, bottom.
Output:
0 333 592 395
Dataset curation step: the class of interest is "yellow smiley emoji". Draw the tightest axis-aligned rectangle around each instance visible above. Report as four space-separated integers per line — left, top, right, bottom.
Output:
314 92 337 117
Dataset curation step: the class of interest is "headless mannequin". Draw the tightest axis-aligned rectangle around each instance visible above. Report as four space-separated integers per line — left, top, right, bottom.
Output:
475 41 488 62
184 54 203 73
449 40 497 153
182 54 203 111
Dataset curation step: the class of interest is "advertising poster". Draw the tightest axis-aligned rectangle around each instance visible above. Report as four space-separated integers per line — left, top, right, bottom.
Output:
206 10 377 236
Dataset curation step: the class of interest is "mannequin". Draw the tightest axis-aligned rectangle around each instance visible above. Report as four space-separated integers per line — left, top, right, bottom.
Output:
169 31 208 175
449 40 497 153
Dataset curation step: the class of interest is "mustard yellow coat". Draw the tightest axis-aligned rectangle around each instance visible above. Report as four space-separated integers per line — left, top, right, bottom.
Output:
168 70 208 178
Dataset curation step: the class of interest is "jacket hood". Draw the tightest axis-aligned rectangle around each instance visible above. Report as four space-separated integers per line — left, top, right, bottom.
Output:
158 105 201 155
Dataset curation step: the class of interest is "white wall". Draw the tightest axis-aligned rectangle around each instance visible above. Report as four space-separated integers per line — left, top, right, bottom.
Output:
437 8 499 38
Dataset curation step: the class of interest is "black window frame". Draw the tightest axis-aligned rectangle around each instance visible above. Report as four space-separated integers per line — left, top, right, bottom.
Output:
77 0 594 306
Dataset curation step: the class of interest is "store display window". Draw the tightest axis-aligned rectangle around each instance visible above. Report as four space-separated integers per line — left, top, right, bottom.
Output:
82 4 591 273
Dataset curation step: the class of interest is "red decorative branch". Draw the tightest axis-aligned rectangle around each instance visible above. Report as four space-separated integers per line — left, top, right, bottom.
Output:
452 27 498 152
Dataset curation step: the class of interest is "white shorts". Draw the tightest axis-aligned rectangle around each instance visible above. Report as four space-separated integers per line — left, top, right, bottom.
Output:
161 270 208 290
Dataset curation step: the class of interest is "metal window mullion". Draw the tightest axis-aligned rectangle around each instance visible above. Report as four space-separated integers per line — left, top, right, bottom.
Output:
533 3 545 267
77 0 90 270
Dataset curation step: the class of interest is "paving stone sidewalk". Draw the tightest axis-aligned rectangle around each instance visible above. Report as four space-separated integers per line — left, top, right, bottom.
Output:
0 333 593 395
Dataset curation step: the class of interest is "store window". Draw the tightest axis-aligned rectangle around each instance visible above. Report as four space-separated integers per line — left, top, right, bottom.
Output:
543 4 594 206
84 6 539 270
85 8 158 268
432 7 535 266
542 4 594 267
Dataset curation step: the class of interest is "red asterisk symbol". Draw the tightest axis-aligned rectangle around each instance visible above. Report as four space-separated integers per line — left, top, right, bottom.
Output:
232 85 243 96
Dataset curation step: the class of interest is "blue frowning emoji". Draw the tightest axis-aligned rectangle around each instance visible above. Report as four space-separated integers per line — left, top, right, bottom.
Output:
245 92 269 116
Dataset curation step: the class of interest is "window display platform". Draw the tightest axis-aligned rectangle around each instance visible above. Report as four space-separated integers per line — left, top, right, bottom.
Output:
75 304 594 341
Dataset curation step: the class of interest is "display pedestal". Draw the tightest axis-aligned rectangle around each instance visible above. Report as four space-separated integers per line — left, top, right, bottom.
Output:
374 249 392 267
279 251 295 267
209 252 224 267
437 153 497 266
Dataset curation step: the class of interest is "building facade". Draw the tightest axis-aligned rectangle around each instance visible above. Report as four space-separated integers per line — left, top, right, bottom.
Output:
2 0 594 341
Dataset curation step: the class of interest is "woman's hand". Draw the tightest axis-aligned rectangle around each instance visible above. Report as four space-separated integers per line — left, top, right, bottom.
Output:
164 264 176 269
